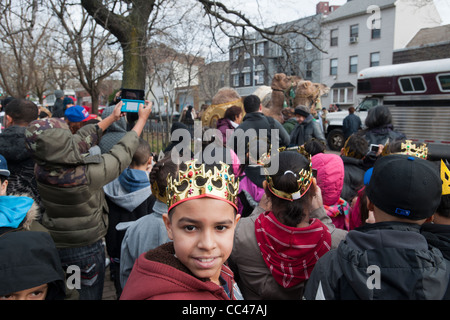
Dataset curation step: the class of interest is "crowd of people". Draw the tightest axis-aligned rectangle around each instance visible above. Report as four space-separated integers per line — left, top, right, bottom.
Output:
0 87 449 302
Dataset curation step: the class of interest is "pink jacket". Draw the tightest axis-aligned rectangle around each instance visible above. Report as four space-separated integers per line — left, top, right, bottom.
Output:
311 153 350 230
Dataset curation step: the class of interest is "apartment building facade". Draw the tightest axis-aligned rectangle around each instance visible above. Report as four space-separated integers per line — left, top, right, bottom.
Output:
320 0 441 110
229 14 322 97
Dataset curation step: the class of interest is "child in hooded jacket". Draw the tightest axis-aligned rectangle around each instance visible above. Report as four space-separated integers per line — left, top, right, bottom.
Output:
229 149 336 300
120 159 242 300
118 153 176 289
312 153 351 231
103 137 155 298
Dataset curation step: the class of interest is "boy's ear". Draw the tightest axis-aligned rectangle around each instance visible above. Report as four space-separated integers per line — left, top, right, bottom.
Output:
162 213 174 240
0 179 8 196
5 115 13 127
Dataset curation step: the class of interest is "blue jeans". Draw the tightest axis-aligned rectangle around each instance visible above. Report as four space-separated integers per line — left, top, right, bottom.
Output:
57 239 105 300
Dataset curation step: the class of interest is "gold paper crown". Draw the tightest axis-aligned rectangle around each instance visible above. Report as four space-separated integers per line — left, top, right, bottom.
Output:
262 146 313 201
442 159 450 196
166 160 239 210
382 140 428 159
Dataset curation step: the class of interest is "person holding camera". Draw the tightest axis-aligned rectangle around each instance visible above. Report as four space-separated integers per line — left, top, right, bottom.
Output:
24 100 152 300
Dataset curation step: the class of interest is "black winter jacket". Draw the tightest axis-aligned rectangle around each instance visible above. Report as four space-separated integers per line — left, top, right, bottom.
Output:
304 222 449 300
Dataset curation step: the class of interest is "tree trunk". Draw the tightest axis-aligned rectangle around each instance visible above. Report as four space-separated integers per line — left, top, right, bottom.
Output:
81 0 155 90
121 28 147 90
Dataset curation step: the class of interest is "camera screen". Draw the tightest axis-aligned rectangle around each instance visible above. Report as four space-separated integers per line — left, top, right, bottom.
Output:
122 89 145 101
125 101 140 112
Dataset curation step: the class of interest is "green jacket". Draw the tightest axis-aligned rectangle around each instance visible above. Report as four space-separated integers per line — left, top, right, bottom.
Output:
282 118 297 135
25 119 140 248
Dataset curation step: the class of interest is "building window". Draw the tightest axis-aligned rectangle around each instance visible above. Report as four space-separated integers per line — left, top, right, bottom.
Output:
244 73 251 86
350 24 359 43
371 26 381 39
305 40 313 50
330 29 338 46
330 58 338 76
349 56 358 74
255 71 264 84
244 51 251 59
233 74 239 87
256 42 264 56
370 52 380 67
332 87 354 104
305 62 313 80
233 49 239 61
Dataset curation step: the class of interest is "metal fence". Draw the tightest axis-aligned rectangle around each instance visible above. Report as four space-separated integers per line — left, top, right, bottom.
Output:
142 117 171 155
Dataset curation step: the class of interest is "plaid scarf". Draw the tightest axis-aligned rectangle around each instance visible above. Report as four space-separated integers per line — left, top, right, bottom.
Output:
255 211 331 288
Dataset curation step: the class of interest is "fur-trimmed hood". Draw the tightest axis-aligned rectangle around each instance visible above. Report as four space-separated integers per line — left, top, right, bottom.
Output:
0 194 40 235
120 242 239 300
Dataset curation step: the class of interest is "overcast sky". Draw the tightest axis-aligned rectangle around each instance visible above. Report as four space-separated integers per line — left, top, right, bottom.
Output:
222 0 450 26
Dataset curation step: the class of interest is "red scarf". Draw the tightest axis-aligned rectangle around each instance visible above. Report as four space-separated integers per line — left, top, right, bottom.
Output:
254 211 331 288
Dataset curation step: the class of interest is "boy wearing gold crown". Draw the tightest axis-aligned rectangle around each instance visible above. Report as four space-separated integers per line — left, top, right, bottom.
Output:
420 159 450 299
120 160 243 300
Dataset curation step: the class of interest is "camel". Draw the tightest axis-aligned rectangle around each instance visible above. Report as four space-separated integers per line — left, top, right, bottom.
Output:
262 73 329 123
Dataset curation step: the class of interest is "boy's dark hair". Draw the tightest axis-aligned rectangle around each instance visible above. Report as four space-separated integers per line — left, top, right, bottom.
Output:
436 195 450 218
343 134 369 159
0 175 7 184
150 152 178 202
265 151 315 227
5 99 39 125
131 138 152 167
243 95 261 113
304 138 326 156
224 105 242 122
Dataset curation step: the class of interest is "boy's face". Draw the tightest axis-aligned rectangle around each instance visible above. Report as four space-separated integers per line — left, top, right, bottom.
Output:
0 283 48 300
163 198 240 285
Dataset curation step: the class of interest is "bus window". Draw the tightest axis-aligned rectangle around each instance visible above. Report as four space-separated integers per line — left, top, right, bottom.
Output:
437 74 450 92
398 76 426 93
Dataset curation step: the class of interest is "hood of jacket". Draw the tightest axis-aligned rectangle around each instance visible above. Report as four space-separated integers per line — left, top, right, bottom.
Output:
0 195 39 234
24 118 102 166
0 231 66 299
103 168 151 212
0 125 31 163
421 223 450 260
120 242 237 300
98 106 127 153
336 222 448 299
254 211 331 288
311 153 344 206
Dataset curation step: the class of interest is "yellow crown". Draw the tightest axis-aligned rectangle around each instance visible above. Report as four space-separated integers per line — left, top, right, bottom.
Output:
166 160 239 210
382 140 428 159
400 140 428 159
442 159 450 196
262 146 313 201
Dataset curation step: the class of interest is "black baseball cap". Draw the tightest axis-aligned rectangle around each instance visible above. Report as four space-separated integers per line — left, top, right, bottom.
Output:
366 154 441 220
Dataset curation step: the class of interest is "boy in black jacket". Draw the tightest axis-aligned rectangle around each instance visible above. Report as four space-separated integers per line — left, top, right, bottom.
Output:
304 154 448 300
103 137 155 298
